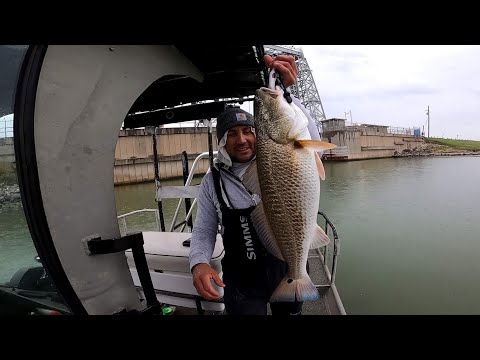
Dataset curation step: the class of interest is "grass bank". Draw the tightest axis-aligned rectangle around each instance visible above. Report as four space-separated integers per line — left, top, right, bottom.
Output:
426 138 480 152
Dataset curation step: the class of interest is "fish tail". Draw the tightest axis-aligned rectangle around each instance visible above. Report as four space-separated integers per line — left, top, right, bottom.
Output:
270 274 320 303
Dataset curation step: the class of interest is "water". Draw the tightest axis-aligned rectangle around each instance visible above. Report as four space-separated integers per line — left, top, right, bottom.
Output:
321 156 480 314
0 206 37 284
114 176 203 234
2 156 480 314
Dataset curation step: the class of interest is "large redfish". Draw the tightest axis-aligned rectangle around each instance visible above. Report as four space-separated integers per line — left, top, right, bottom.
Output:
243 80 336 302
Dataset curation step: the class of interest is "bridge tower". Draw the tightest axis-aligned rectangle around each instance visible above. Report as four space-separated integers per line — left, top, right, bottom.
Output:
264 45 327 131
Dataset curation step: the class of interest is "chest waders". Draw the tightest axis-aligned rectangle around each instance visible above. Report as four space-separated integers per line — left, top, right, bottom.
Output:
212 167 303 315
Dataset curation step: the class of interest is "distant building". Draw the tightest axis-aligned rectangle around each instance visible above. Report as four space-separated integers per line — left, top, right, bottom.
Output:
321 118 347 135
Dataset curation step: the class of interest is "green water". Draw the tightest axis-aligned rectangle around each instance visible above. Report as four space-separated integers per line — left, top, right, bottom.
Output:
321 156 480 314
2 156 480 314
0 206 37 284
114 176 203 234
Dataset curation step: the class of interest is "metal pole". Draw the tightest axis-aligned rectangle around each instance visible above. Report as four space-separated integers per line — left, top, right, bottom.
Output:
181 150 193 230
207 119 214 170
426 106 430 138
152 128 166 232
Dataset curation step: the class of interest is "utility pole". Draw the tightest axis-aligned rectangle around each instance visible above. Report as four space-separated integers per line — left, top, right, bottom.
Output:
426 106 430 138
344 110 353 125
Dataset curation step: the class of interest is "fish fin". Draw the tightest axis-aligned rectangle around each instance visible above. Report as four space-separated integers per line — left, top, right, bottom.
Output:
251 201 285 261
310 225 331 249
270 273 320 302
314 151 326 181
294 139 337 151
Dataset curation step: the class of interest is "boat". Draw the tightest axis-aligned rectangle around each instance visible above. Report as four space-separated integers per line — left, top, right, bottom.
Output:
1 45 345 315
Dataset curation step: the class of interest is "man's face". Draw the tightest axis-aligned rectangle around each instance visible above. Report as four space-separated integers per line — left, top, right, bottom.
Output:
224 125 256 163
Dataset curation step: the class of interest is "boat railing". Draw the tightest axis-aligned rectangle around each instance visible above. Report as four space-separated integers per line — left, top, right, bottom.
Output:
168 151 217 232
117 209 160 237
311 211 340 286
117 151 217 236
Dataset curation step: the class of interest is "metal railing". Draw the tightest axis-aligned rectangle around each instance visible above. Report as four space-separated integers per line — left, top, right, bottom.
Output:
387 126 421 136
118 151 216 235
310 211 340 286
117 209 160 236
169 151 216 232
322 123 421 137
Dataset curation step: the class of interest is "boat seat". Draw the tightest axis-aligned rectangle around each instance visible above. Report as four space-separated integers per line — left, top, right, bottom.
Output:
125 231 224 274
125 231 226 312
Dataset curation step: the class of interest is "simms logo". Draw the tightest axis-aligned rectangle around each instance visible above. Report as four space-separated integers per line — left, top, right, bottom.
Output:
240 216 256 260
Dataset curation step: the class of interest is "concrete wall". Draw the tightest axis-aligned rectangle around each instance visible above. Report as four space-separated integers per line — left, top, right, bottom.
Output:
2 126 426 185
0 137 14 172
0 129 218 185
323 129 425 160
113 127 218 185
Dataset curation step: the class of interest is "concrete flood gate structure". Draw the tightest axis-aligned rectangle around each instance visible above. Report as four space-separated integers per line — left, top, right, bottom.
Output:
320 118 425 161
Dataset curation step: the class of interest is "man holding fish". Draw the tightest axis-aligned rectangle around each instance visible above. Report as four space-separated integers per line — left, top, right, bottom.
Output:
189 54 336 315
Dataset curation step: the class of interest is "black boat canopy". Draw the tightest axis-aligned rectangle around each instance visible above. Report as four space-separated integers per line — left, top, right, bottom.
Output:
124 45 267 129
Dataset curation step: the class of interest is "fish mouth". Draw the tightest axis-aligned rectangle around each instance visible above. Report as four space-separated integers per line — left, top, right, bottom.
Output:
256 87 280 103
255 87 306 144
257 87 280 98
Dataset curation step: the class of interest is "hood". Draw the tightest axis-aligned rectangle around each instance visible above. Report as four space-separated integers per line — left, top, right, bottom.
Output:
215 127 256 169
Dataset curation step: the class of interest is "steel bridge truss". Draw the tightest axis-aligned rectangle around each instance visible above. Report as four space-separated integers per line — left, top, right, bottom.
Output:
264 45 327 129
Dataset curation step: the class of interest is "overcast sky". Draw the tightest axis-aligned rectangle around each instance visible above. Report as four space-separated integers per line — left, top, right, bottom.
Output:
295 45 480 141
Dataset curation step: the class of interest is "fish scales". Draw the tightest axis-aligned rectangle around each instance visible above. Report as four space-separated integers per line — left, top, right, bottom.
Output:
256 139 319 281
242 77 335 302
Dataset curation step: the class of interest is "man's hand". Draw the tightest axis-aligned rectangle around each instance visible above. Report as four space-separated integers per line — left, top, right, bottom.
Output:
263 54 298 88
192 263 225 300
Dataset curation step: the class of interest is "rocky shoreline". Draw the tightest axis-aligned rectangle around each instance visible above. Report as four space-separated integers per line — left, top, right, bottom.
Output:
393 143 480 158
0 183 22 209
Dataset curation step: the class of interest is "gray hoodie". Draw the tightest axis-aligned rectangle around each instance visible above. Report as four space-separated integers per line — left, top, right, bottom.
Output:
188 96 321 271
